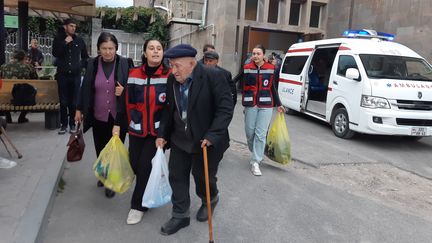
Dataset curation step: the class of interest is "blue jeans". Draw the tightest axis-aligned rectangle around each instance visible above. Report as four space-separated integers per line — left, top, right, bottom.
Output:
244 106 273 164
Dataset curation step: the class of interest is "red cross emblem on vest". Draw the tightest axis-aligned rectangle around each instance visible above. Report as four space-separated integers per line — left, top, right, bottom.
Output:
159 92 166 103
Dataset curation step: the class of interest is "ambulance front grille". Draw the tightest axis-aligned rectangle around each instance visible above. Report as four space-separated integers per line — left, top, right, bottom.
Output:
395 100 432 111
396 118 432 126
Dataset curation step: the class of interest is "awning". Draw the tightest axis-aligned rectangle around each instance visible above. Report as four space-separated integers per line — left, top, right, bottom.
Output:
5 0 96 16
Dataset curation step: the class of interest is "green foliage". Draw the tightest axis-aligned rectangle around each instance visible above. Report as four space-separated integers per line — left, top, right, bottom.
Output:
45 18 62 37
28 17 40 33
26 17 84 38
97 6 169 41
147 14 169 43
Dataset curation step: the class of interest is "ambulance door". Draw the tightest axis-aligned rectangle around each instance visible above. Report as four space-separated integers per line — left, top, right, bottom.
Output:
328 53 363 125
278 54 310 111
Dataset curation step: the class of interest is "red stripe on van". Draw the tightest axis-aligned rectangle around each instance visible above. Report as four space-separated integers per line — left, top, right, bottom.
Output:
338 46 351 51
279 78 302 86
287 48 314 53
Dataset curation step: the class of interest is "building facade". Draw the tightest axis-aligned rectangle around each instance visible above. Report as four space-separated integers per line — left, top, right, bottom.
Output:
134 0 328 74
326 0 432 62
135 0 432 75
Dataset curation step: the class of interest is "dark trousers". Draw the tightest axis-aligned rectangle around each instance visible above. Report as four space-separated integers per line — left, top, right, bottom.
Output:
169 144 222 218
57 74 81 128
129 135 157 211
92 115 126 157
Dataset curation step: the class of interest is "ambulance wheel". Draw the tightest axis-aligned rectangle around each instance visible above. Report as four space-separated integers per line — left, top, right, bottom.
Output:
331 108 355 139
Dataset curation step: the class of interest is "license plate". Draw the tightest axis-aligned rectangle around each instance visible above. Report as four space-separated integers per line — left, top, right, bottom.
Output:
410 127 427 136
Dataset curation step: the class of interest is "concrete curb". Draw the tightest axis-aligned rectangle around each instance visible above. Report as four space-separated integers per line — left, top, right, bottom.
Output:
13 141 67 243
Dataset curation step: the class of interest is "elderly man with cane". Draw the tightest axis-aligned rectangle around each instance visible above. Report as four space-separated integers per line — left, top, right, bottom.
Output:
156 44 233 236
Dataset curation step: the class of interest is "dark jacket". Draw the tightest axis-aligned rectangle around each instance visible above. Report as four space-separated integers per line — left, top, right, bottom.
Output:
28 48 44 65
52 32 89 75
158 63 234 154
216 65 237 105
77 55 129 133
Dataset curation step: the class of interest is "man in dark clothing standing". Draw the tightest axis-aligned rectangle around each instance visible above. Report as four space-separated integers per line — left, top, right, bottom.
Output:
28 39 44 67
52 18 89 134
203 50 237 106
156 44 233 235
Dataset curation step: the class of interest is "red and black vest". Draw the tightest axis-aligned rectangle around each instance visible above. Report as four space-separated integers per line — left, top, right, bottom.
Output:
126 65 171 137
242 62 275 108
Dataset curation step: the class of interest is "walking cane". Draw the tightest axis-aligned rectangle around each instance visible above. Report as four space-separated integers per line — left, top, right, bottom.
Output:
202 145 214 243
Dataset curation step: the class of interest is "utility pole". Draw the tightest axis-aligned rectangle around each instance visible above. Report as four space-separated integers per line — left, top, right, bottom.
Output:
0 0 5 65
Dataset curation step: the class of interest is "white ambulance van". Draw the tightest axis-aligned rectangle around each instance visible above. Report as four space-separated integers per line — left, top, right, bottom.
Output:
278 29 432 139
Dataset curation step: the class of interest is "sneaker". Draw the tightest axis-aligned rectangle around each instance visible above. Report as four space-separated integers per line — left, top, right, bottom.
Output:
251 162 262 176
69 125 77 134
126 209 144 225
58 126 67 135
0 157 17 169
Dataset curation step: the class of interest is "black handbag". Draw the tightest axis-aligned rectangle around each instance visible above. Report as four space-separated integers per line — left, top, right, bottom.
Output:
66 123 85 162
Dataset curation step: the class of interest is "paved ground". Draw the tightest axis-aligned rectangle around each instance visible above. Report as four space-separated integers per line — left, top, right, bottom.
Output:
2 107 432 243
0 113 67 243
41 112 432 242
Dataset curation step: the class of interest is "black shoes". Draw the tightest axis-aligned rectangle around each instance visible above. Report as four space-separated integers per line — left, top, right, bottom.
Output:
58 126 67 135
196 195 219 222
69 125 77 134
105 188 115 198
97 180 104 187
97 181 115 198
160 217 190 235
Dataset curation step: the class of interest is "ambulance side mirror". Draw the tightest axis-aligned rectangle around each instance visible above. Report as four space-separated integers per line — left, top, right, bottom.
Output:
346 68 361 81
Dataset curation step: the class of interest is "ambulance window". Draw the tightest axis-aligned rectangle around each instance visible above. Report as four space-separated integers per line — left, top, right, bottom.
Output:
281 56 308 75
337 55 358 77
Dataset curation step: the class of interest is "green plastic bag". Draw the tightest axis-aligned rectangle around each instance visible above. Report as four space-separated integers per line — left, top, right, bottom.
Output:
265 113 291 165
93 135 134 193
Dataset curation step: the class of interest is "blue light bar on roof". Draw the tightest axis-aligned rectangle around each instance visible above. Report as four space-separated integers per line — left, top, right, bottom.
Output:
342 29 395 41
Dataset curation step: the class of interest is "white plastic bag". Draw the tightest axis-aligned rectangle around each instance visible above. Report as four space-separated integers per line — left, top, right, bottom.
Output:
142 147 172 208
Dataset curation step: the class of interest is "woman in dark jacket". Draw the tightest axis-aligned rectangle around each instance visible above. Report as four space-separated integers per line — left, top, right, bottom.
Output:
112 39 171 225
75 32 129 198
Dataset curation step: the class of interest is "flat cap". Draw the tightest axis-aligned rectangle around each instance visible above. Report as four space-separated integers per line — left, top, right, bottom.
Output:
164 44 197 58
204 51 219 60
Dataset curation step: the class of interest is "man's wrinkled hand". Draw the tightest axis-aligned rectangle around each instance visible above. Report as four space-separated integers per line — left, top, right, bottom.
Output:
201 139 212 148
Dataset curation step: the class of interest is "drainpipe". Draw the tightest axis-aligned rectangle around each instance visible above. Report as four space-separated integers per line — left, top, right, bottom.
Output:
348 0 355 29
201 0 208 27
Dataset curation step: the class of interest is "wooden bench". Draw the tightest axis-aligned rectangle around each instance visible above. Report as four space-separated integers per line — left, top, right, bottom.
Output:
0 79 60 129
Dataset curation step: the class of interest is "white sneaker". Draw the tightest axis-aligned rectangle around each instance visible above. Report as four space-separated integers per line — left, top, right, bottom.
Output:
0 157 17 169
126 209 144 225
251 162 262 176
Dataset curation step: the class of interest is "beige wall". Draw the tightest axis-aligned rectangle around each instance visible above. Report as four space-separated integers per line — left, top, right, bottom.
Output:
327 0 432 62
168 0 329 75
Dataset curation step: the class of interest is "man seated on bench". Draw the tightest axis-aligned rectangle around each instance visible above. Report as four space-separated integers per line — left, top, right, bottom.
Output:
0 50 38 123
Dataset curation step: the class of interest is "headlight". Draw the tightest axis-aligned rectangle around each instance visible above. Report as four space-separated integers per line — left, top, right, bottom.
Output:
361 95 390 109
